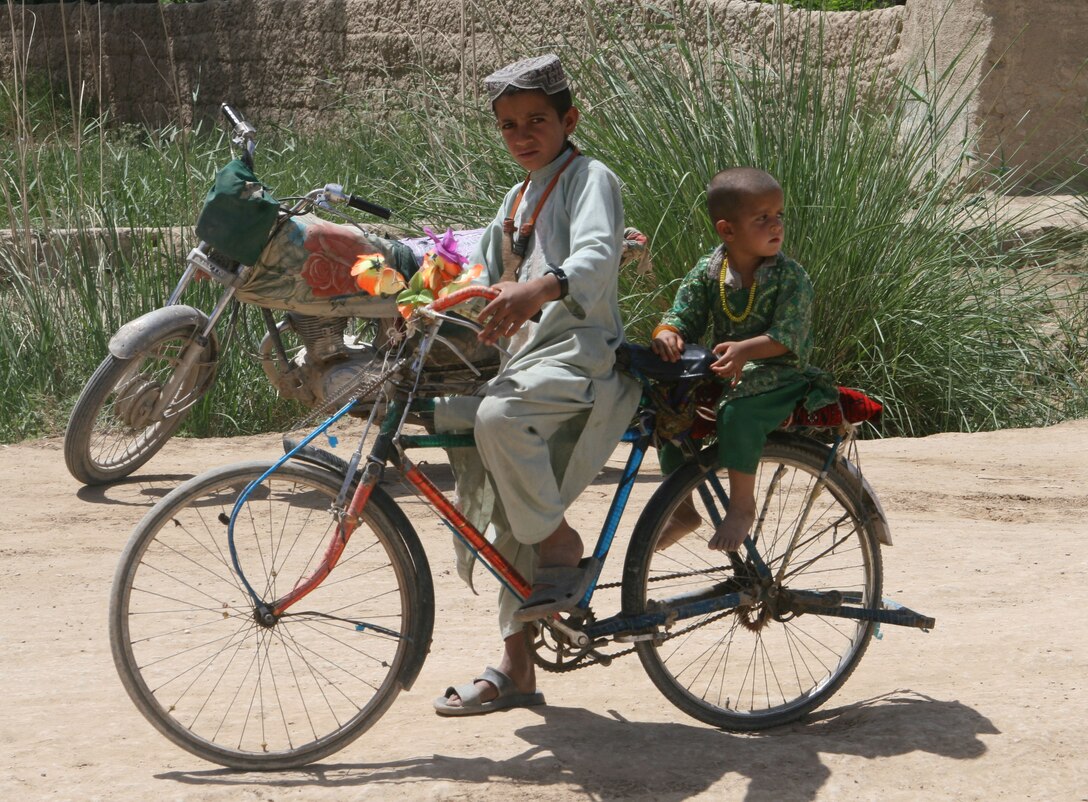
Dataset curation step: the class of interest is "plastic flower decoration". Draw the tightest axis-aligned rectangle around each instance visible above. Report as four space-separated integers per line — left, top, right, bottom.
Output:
351 252 407 296
396 227 486 319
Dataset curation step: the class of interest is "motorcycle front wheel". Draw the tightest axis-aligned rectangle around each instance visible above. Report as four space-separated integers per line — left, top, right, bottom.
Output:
64 325 217 485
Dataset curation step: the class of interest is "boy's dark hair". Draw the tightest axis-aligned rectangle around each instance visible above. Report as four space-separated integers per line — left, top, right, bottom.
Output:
491 86 574 117
707 167 782 223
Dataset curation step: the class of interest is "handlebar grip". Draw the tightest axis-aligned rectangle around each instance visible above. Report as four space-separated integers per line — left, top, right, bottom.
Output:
427 286 500 314
221 104 246 128
347 194 393 220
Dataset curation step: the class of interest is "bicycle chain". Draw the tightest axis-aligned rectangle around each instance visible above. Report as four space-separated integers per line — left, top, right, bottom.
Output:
538 565 745 673
542 607 739 673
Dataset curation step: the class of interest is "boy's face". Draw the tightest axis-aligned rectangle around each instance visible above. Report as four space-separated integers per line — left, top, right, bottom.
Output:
716 188 785 262
493 90 578 172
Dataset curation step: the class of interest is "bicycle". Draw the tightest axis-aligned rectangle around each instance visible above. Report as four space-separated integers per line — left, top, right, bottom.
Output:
108 285 935 770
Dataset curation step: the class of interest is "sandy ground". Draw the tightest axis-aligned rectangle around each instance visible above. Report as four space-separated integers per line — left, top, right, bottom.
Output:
2 421 1087 802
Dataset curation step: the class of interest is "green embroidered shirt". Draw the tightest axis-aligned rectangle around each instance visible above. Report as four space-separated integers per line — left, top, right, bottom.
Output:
659 246 838 409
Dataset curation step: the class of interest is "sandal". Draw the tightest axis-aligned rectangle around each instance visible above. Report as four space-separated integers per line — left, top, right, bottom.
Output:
513 557 600 623
433 666 545 717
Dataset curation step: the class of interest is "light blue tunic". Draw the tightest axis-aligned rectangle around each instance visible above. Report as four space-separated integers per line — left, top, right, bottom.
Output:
433 147 641 636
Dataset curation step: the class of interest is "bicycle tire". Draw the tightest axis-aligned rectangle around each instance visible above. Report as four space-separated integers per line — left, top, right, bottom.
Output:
64 326 216 485
622 434 883 730
109 460 431 770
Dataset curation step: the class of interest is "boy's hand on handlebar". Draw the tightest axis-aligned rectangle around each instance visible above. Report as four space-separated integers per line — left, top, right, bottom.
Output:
651 330 685 362
477 278 556 345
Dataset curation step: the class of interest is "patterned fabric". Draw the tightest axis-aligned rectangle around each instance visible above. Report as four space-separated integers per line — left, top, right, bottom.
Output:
484 53 568 102
785 386 883 428
658 246 838 412
235 213 414 317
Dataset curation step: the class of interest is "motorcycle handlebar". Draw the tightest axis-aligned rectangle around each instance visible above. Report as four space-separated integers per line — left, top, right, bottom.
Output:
220 103 257 169
221 104 246 129
347 194 393 220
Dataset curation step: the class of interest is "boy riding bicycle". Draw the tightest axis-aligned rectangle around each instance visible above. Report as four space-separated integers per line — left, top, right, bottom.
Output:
432 54 640 715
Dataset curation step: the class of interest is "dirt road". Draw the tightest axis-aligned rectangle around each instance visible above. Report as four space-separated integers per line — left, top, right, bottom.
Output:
2 421 1086 800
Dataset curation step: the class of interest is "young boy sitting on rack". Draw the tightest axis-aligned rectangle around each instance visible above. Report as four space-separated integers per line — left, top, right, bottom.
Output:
651 167 837 551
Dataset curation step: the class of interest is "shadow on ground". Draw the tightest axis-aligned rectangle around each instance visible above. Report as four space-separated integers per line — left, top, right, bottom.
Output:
158 690 997 800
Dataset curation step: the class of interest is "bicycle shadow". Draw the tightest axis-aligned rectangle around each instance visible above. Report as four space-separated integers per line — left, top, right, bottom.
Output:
75 473 195 506
157 690 997 800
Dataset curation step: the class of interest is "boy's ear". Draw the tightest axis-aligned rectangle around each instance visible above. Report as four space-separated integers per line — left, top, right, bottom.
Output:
714 218 734 242
563 107 580 135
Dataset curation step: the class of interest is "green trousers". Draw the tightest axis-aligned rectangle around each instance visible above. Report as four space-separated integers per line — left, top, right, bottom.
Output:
658 379 812 475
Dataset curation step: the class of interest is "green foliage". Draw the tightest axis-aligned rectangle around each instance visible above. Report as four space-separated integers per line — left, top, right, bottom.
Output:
1 3 1085 443
357 3 1087 436
575 7 1085 434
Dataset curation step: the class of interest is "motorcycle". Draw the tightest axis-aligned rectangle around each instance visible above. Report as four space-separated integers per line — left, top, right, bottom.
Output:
63 105 500 485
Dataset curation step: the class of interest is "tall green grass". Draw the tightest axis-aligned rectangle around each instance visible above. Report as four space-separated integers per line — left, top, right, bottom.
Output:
1 81 332 441
1 2 1085 443
355 3 1088 435
579 6 1088 434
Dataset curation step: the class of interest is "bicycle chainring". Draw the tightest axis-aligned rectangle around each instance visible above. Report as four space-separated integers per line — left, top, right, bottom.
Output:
528 614 599 673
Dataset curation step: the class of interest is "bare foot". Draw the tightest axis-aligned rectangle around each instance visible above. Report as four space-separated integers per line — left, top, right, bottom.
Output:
656 495 702 550
538 518 583 569
709 503 755 551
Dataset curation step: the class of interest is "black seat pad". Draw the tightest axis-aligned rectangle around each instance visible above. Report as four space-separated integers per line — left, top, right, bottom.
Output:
616 343 715 382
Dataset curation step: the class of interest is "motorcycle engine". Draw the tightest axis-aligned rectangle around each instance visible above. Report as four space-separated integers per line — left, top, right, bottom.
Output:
260 313 392 408
260 311 502 411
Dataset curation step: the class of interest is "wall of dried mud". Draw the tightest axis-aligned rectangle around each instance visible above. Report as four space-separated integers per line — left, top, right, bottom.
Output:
2 0 1085 188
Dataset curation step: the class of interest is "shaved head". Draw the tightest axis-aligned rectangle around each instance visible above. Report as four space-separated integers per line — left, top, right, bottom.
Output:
707 167 782 223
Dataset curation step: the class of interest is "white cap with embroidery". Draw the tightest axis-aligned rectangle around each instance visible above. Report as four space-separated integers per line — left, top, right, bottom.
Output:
484 54 569 103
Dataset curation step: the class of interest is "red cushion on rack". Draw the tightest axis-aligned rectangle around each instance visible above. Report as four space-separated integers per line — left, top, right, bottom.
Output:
787 387 882 428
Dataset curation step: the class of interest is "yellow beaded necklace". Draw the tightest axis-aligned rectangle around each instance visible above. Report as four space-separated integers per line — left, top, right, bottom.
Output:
719 255 758 323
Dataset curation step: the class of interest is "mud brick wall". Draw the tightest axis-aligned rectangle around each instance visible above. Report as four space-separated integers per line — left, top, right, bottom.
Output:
2 0 1085 188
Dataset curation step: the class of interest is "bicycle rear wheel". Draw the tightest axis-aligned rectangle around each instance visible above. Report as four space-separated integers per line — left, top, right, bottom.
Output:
110 460 430 769
623 434 882 730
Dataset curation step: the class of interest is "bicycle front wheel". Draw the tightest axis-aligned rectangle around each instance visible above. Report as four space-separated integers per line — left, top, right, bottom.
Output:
623 435 882 730
109 460 429 770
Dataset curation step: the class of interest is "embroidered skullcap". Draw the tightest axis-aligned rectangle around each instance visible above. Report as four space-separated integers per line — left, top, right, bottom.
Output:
484 54 569 103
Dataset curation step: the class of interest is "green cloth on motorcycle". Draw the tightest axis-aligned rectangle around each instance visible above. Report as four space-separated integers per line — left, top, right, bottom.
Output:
196 158 281 265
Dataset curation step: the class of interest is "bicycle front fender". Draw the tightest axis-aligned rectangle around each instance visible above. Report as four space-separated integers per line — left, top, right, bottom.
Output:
108 305 218 360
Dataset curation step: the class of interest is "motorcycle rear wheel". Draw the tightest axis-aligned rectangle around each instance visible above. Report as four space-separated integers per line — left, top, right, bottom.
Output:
64 326 216 485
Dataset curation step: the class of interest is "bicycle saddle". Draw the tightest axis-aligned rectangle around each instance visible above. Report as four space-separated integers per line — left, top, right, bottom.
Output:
616 343 715 381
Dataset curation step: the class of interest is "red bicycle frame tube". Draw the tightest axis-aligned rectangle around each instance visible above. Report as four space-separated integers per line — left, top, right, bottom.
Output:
402 463 532 600
268 285 517 617
270 473 378 616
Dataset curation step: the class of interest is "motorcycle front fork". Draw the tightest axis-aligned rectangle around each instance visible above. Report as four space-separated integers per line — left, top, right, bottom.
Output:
150 245 244 419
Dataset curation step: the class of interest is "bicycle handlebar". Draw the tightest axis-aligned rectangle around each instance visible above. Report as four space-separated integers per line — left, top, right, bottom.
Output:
425 285 500 314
